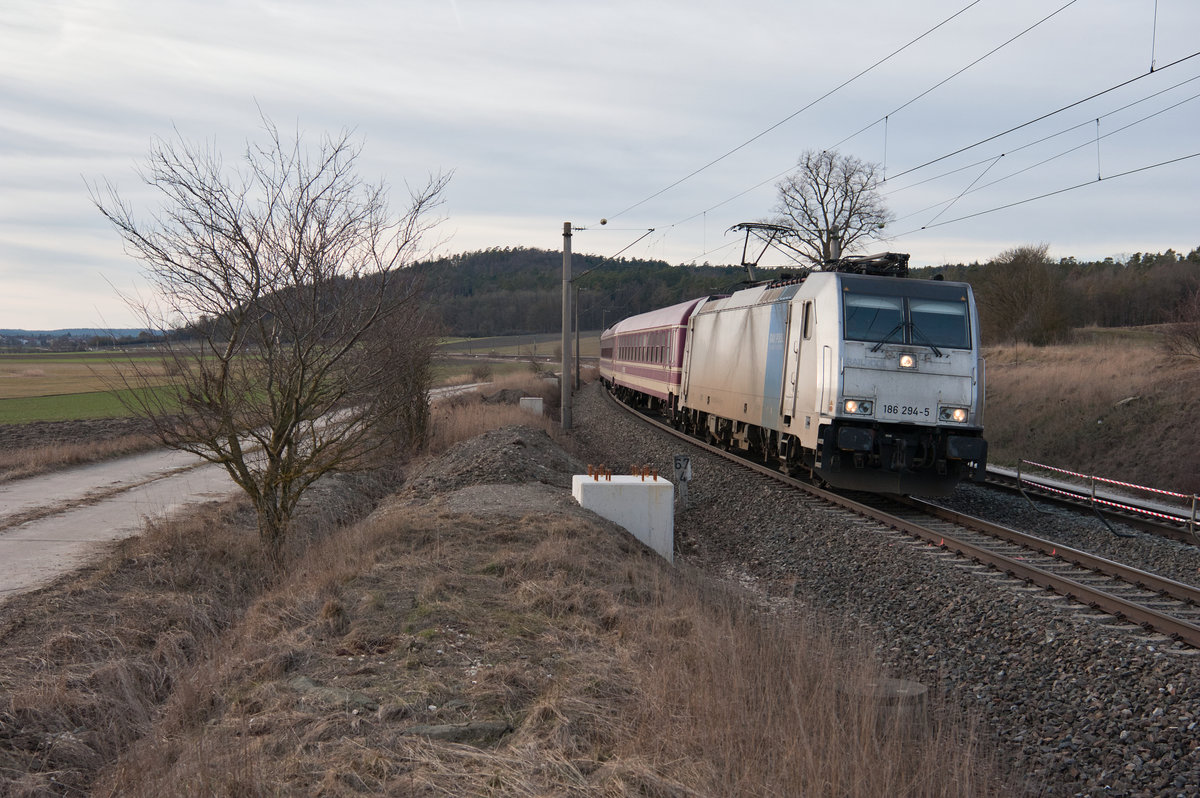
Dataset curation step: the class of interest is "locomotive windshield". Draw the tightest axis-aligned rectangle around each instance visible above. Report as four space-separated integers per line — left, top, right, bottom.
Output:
842 279 972 350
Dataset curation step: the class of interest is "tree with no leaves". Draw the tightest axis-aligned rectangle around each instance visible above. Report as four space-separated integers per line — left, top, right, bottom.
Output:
91 118 450 556
975 243 1071 345
772 149 893 265
1162 287 1200 362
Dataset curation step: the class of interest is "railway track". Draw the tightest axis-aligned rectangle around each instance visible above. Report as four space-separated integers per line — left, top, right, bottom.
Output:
608 391 1200 649
983 466 1200 544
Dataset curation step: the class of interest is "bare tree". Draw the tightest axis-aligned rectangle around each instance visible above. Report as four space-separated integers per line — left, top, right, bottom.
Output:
772 149 892 264
976 244 1070 345
91 118 450 555
1162 287 1200 362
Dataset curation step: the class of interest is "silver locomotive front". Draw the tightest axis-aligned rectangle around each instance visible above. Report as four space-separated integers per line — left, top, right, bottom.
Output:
819 272 986 494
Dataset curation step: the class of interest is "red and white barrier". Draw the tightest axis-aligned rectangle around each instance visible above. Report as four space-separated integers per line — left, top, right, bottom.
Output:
1016 459 1198 534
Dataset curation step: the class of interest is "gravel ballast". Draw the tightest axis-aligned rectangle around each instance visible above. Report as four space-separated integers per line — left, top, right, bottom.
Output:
570 382 1200 797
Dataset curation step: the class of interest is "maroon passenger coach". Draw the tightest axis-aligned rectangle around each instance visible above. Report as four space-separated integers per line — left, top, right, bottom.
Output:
599 296 708 412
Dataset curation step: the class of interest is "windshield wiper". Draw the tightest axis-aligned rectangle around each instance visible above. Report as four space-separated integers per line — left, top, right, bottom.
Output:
908 323 943 357
869 323 905 352
868 322 944 357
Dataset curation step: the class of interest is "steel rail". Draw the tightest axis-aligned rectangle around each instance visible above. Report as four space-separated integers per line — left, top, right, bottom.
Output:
909 497 1200 604
604 391 1200 648
983 468 1197 543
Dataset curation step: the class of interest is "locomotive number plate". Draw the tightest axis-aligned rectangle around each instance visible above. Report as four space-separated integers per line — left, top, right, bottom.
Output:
881 404 931 418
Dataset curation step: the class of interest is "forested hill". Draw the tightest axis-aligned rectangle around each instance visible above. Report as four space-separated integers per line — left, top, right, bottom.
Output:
919 246 1200 344
416 245 1200 343
413 247 774 337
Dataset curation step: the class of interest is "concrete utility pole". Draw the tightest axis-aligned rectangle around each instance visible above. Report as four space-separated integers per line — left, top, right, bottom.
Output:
561 221 573 430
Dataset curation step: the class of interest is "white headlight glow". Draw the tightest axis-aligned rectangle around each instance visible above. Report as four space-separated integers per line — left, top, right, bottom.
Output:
939 406 969 423
843 399 873 415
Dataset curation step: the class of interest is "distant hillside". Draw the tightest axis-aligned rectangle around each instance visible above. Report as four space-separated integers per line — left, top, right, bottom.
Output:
1 329 151 339
413 247 774 337
414 245 1200 341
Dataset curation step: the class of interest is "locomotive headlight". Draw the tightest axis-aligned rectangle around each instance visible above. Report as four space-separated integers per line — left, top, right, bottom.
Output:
898 354 916 369
939 406 969 423
843 399 873 415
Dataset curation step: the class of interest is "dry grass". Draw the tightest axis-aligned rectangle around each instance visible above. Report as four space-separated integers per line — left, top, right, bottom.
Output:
82 503 1007 797
0 502 267 797
983 336 1200 492
426 372 565 452
0 469 396 797
0 377 1014 796
0 432 160 483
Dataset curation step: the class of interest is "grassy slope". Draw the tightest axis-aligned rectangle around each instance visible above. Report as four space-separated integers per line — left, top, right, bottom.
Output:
983 335 1200 493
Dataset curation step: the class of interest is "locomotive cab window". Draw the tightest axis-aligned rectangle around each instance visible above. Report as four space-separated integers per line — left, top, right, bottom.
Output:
844 295 903 342
909 299 970 349
842 283 972 350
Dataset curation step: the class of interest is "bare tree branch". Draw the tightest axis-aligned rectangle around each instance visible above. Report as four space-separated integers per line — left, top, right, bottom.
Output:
1162 287 1200 362
90 116 450 556
771 149 892 265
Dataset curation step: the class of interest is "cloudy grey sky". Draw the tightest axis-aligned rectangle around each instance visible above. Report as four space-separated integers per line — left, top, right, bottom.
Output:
2 0 1198 329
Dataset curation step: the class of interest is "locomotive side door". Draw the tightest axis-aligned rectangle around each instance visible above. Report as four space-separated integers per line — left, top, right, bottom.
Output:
779 301 799 424
781 299 816 425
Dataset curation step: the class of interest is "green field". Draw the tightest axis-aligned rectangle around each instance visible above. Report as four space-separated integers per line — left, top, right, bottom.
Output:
0 343 589 424
0 351 175 424
0 387 178 424
431 358 537 384
437 331 601 359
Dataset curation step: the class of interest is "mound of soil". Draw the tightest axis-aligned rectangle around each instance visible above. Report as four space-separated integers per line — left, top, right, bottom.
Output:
400 425 585 500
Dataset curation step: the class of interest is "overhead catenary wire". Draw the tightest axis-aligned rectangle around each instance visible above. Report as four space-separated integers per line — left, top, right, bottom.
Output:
828 0 1081 153
603 0 986 223
886 49 1200 182
608 4 1194 265
922 155 1004 228
659 12 1197 263
1151 0 1159 71
883 71 1200 196
889 87 1200 224
890 151 1200 237
572 227 658 283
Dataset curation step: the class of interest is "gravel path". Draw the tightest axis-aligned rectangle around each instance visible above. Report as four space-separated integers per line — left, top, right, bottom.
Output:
570 382 1200 798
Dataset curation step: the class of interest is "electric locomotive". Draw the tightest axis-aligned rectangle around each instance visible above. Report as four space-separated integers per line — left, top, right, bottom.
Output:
599 252 987 496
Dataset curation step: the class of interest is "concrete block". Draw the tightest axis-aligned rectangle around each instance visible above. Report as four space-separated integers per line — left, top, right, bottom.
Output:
572 475 674 563
519 396 544 415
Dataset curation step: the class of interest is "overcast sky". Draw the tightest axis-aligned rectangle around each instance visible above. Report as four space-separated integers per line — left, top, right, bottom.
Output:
2 0 1198 329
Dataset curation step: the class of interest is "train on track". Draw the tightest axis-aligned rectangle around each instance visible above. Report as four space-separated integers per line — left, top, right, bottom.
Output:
598 252 987 495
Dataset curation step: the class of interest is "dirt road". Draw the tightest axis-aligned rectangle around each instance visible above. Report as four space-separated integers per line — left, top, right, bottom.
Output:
0 450 239 596
0 385 488 598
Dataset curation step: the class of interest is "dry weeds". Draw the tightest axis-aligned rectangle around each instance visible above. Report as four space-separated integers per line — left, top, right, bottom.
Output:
983 337 1200 492
0 502 266 796
427 372 564 453
85 502 1004 797
0 432 160 483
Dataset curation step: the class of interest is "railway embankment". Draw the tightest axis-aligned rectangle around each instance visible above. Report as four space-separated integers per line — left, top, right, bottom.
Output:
4 367 1200 794
572 381 1200 796
983 338 1200 494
